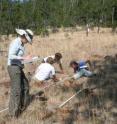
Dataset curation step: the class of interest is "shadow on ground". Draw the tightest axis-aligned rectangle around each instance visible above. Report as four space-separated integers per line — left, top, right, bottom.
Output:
63 54 117 124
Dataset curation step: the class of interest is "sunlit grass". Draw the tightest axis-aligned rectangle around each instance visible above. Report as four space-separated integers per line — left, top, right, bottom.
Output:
0 27 117 124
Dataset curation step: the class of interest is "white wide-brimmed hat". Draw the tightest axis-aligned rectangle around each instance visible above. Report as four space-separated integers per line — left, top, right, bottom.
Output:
16 29 34 44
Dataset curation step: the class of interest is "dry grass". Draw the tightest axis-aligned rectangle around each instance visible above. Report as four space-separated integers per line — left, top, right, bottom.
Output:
0 27 117 124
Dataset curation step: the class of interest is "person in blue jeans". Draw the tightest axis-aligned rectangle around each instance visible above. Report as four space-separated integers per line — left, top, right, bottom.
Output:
69 60 93 80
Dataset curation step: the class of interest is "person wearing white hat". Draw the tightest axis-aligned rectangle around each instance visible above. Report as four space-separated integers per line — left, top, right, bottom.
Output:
7 28 34 118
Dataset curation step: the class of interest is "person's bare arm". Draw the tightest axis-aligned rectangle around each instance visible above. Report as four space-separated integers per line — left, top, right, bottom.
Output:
59 63 63 70
85 60 92 67
58 61 64 73
85 60 94 70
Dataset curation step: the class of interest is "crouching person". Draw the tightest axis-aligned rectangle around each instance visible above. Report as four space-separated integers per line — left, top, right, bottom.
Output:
33 57 58 83
43 53 64 74
70 60 93 80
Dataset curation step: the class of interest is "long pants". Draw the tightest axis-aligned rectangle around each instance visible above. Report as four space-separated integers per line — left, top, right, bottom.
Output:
7 65 29 117
73 68 93 80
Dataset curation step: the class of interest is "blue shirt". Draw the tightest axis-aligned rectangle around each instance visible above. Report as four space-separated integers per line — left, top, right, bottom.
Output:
78 61 88 69
74 61 88 73
7 37 25 65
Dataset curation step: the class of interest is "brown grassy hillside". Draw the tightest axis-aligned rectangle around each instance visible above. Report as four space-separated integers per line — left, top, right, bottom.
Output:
0 28 117 124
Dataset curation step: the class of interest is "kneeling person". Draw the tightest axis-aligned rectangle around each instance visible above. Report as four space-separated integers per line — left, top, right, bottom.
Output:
34 57 58 82
43 53 64 73
70 60 93 80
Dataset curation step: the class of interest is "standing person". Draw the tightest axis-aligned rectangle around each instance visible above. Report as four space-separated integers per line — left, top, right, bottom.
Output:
7 29 34 118
34 57 58 83
69 60 93 80
43 53 64 73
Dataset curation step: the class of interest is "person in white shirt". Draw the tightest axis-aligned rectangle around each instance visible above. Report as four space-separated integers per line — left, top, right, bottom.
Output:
34 57 58 82
43 53 64 73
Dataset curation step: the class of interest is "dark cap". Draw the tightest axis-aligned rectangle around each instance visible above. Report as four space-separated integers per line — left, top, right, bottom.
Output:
69 60 78 67
55 53 62 59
